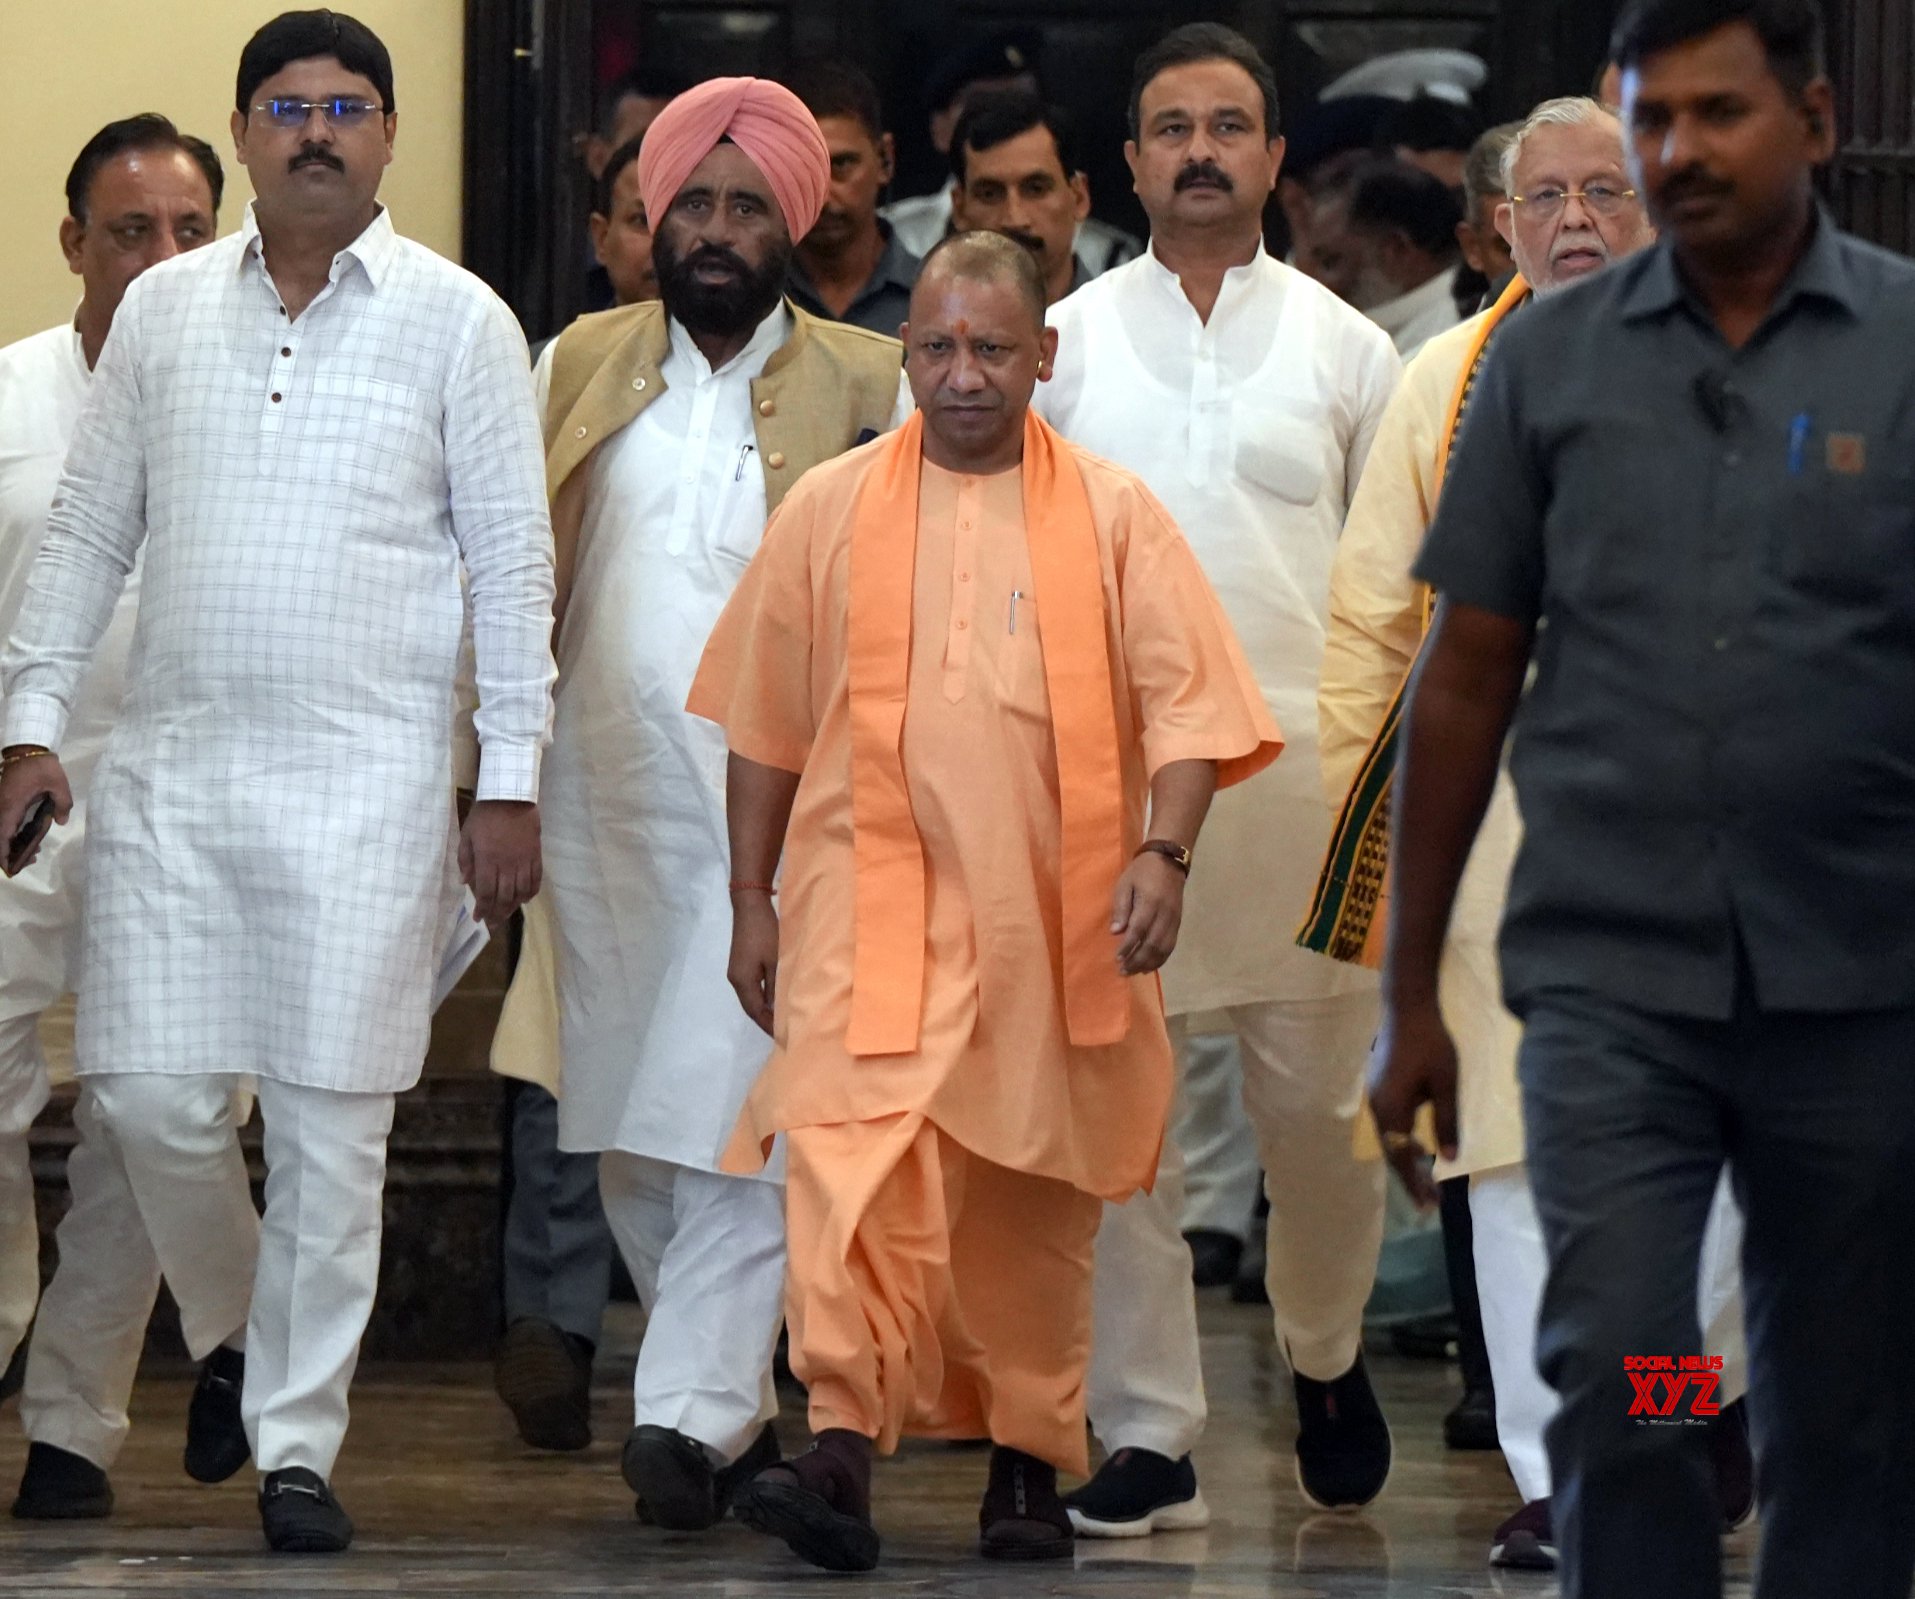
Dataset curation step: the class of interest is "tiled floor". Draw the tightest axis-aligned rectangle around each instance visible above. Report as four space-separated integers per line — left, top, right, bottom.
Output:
0 1295 1761 1597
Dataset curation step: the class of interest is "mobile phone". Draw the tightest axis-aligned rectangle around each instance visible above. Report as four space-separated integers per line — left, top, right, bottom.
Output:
4 794 55 876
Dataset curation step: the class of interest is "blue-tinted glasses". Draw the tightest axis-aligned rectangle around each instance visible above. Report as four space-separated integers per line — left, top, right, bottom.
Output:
254 97 384 129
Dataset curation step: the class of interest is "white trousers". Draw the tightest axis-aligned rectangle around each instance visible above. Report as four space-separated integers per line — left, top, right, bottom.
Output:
597 1152 786 1466
1089 992 1387 1457
0 1015 52 1374
1171 1027 1260 1242
1470 1161 1749 1505
26 1074 391 1479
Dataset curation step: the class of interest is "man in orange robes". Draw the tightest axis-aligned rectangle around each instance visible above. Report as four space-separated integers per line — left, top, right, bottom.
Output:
686 232 1279 1572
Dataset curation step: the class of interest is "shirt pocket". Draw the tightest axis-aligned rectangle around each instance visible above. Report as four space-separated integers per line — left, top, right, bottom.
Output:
1780 462 1915 610
1233 404 1329 506
707 463 771 568
306 372 434 502
992 592 1051 724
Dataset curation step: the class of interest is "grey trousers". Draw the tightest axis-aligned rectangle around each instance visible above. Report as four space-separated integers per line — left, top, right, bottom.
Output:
1519 977 1915 1599
502 1083 615 1348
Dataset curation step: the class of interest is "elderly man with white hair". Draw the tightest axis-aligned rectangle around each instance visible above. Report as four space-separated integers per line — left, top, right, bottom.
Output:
1306 94 1753 1573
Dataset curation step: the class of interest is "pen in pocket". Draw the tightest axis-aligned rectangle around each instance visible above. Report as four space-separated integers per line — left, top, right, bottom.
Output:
1009 590 1024 634
735 443 756 482
1787 412 1811 476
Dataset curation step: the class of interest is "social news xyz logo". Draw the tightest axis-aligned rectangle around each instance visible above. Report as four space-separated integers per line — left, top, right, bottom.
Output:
1625 1355 1723 1423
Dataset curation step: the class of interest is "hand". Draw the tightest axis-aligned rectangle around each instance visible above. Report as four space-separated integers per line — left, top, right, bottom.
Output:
1109 853 1187 976
0 750 73 878
459 799 541 930
727 890 780 1035
1366 998 1460 1211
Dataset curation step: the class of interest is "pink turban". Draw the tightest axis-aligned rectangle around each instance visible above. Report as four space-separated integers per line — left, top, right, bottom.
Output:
637 77 831 242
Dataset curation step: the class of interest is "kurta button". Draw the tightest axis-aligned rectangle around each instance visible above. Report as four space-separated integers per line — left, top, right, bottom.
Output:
767 451 787 469
758 399 775 416
575 425 588 438
632 377 646 391
270 392 282 403
957 619 968 630
280 347 292 357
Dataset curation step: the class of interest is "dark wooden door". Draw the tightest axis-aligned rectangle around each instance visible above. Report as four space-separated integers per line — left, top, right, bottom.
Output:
1828 0 1914 254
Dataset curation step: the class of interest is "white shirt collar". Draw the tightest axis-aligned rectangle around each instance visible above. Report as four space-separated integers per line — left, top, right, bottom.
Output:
1368 266 1459 347
666 299 791 382
238 202 400 291
1138 237 1274 321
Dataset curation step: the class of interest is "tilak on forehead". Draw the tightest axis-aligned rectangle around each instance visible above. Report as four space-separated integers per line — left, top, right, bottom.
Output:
637 76 832 239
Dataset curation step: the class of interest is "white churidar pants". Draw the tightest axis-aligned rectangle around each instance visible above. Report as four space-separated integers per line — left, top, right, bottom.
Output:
23 1076 255 1468
1171 1026 1260 1242
597 1152 786 1466
1470 1161 1749 1504
1088 992 1387 1457
26 1073 392 1478
0 1014 52 1375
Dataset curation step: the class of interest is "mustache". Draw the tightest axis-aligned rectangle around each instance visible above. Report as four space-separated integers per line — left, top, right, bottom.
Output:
1175 160 1234 193
290 145 344 173
1659 167 1731 205
681 242 751 276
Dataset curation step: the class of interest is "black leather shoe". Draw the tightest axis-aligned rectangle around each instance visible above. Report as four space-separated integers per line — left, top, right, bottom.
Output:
259 1467 352 1553
1183 1228 1244 1289
1064 1447 1210 1536
1712 1396 1755 1531
12 1442 113 1520
1490 1496 1557 1570
184 1345 251 1483
495 1317 593 1452
979 1446 1073 1561
623 1424 721 1530
1294 1353 1393 1510
1443 1384 1499 1451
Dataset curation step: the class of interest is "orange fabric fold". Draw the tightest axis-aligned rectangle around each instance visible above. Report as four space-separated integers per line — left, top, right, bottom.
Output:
844 410 1129 1055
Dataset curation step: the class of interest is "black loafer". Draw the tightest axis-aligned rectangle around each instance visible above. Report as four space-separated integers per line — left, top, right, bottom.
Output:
623 1425 720 1531
12 1442 113 1520
184 1345 252 1483
495 1317 593 1452
259 1467 353 1553
732 1430 879 1573
1443 1384 1499 1451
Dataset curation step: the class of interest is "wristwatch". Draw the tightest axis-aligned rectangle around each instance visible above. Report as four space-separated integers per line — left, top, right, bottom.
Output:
1135 839 1192 876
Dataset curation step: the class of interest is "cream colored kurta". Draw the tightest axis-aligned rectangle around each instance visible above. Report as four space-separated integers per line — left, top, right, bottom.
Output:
689 440 1278 1203
1320 309 1525 1178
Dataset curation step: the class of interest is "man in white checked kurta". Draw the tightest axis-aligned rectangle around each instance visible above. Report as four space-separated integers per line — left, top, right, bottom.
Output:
1032 27 1401 1531
0 15 554 1553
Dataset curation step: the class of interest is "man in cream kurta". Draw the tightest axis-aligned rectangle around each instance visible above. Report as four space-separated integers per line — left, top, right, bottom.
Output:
1033 24 1401 1528
1321 96 1750 1571
0 14 555 1555
512 76 911 1534
691 233 1280 1574
0 119 232 1460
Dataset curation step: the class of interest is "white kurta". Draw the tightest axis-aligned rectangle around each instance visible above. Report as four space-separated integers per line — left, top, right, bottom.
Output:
543 306 908 1170
1037 244 1402 1012
0 324 125 1032
1 206 555 1094
1368 264 1464 360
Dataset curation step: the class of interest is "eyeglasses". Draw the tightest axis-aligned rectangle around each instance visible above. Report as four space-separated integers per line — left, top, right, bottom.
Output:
253 97 384 129
1509 184 1640 220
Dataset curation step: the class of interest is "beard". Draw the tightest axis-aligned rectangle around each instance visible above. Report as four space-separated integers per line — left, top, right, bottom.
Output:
653 227 792 340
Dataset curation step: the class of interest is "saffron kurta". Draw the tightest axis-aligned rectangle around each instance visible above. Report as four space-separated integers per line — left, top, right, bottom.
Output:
687 435 1280 1203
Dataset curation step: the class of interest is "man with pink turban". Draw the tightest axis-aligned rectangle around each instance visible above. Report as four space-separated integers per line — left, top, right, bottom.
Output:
500 74 910 1534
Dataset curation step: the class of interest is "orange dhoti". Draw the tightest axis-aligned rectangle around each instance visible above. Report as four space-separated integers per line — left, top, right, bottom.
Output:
786 1113 1102 1473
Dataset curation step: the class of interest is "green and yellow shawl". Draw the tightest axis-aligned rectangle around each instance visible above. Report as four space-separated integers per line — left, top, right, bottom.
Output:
1297 275 1531 968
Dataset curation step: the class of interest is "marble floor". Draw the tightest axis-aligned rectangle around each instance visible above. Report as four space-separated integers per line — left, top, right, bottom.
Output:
0 1296 1758 1598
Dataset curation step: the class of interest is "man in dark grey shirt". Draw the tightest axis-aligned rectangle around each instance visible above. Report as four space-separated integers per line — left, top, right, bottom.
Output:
1370 2 1915 1597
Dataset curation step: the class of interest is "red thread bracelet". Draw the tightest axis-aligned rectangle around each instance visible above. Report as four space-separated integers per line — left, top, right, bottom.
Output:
729 880 776 895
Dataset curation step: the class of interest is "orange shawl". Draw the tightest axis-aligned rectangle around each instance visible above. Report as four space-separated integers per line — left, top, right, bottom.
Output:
844 409 1128 1056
